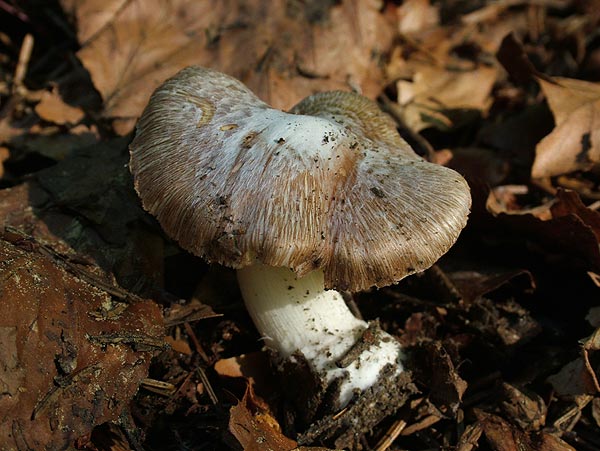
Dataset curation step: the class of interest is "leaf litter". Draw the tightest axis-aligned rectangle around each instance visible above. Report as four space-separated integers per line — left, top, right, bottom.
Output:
1 0 600 450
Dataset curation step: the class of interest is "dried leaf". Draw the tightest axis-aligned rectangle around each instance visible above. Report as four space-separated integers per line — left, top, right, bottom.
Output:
548 358 598 396
499 383 546 431
412 341 467 412
397 64 497 131
548 328 600 396
486 188 600 273
64 0 396 133
496 32 547 84
396 0 439 35
229 384 297 451
476 410 532 451
532 77 600 178
0 146 9 178
591 397 600 428
550 189 600 241
456 422 483 451
449 268 534 304
214 352 273 397
164 336 192 355
61 0 128 43
214 352 269 380
0 137 166 291
0 236 163 450
34 88 85 125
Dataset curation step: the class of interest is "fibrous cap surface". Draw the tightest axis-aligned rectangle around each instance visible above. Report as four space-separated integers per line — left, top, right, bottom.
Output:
129 66 471 291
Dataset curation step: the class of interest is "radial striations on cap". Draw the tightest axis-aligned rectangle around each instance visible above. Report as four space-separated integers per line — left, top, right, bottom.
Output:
129 66 471 291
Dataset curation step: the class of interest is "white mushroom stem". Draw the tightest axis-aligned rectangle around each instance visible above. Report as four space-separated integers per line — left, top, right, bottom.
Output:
237 262 404 407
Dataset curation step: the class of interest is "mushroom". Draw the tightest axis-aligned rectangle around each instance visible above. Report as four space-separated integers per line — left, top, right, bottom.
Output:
129 66 471 432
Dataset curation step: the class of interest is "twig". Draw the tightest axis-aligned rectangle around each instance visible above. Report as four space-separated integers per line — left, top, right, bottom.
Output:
332 405 350 421
197 366 219 405
184 321 210 363
401 414 442 436
86 332 167 352
374 418 407 451
140 378 177 396
587 200 600 211
13 34 34 90
0 0 29 22
32 364 101 419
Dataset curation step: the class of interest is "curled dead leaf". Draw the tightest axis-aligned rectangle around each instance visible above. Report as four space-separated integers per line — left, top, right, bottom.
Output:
229 384 297 451
532 77 600 179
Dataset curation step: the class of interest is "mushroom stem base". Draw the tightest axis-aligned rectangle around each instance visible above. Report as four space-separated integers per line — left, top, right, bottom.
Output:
237 263 406 410
294 355 416 449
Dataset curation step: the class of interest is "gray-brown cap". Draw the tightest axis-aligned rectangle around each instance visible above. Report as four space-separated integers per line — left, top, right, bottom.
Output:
129 66 471 291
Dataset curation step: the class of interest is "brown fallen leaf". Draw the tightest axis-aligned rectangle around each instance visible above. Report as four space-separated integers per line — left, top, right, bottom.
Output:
496 32 548 85
214 352 273 400
63 0 396 134
456 422 483 451
449 268 534 305
34 87 85 125
499 383 547 431
0 137 167 291
531 77 600 178
388 3 518 132
0 146 9 178
397 64 498 132
164 335 192 355
411 341 467 412
0 234 164 450
485 188 600 273
548 328 600 396
229 384 297 451
396 0 439 35
61 0 127 44
550 189 600 240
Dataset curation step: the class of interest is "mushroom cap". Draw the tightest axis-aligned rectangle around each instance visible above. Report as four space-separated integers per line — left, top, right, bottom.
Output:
129 66 471 291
